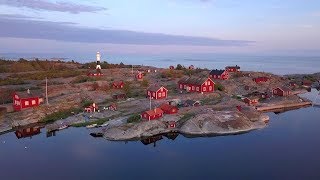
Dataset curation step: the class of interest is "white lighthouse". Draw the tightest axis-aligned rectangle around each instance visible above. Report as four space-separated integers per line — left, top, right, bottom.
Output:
96 51 101 70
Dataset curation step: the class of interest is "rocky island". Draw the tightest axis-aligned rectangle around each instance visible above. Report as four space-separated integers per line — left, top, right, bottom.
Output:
0 55 317 141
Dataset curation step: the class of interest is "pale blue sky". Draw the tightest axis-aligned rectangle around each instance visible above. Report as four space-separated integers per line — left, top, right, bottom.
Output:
0 0 319 55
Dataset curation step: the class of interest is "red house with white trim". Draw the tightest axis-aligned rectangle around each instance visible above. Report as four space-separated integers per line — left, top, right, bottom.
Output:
253 77 270 83
178 77 215 93
112 81 124 89
273 86 292 97
141 108 164 121
136 72 143 81
147 85 168 100
225 65 240 72
209 69 229 80
12 90 44 111
159 103 178 114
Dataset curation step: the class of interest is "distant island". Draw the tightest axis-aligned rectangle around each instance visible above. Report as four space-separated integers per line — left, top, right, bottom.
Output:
0 53 319 141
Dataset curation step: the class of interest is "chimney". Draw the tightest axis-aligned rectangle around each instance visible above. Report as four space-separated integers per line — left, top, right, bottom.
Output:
27 89 30 94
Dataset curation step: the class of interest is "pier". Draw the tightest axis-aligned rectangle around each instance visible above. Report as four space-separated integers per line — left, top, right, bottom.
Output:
256 101 312 112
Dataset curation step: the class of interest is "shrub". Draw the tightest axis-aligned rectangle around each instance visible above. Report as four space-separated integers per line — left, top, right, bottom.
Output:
215 83 225 91
141 79 149 87
127 114 141 123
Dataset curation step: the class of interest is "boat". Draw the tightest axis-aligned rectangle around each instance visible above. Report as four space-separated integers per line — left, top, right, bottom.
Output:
86 124 98 128
58 125 68 130
90 132 104 137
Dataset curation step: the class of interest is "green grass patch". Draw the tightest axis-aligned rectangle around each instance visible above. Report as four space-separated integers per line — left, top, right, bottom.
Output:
127 113 141 123
0 78 26 86
40 108 81 123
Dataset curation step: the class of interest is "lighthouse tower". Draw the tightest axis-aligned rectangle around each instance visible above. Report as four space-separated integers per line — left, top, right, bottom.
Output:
96 52 101 70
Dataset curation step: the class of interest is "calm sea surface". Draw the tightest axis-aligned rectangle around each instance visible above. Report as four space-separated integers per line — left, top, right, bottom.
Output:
2 53 320 75
0 90 319 180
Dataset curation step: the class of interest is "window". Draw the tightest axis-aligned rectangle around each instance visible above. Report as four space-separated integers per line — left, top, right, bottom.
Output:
205 81 207 85
180 84 182 89
214 75 216 78
207 81 210 85
192 86 195 90
158 93 162 97
32 100 36 105
144 114 147 118
196 87 199 91
148 91 151 96
162 92 165 96
25 101 29 106
209 86 212 91
203 87 207 91
218 75 221 78
153 92 155 97
184 85 187 89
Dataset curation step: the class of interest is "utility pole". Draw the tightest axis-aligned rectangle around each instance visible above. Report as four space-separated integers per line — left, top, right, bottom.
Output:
45 77 48 105
149 94 152 110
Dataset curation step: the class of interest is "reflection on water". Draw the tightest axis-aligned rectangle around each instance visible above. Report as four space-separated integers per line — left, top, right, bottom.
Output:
140 133 180 147
15 126 41 139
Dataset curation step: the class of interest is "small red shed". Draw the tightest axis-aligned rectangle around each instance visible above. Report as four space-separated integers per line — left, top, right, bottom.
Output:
12 89 44 111
169 66 175 70
225 65 240 72
209 69 229 80
253 77 270 83
136 72 143 81
243 96 259 105
112 81 124 89
147 85 168 100
141 108 164 121
272 86 292 97
178 77 215 93
167 121 176 128
159 103 178 114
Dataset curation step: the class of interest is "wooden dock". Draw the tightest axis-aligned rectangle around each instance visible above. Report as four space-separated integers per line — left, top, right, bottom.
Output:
256 101 312 112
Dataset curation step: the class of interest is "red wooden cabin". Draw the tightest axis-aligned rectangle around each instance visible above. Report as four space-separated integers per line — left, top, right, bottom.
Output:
253 77 270 83
141 108 164 121
178 77 214 93
112 81 124 89
159 103 178 114
225 65 240 72
302 80 312 87
169 66 175 70
272 86 291 97
147 85 168 100
12 90 43 111
209 69 229 80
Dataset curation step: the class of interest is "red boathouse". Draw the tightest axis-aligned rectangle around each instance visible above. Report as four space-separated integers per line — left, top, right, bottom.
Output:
141 108 164 121
178 77 215 93
12 89 44 111
209 69 229 80
147 85 168 100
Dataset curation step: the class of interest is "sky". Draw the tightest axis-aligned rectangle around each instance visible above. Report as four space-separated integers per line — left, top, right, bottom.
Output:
0 0 320 57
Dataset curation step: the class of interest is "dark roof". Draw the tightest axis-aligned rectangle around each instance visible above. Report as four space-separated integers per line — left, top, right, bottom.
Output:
178 77 211 86
209 69 226 75
147 85 167 92
226 65 240 69
159 103 177 111
15 90 43 98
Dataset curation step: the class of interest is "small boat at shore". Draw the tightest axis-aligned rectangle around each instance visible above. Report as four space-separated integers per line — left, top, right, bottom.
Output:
90 132 104 137
58 125 68 130
86 124 98 129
